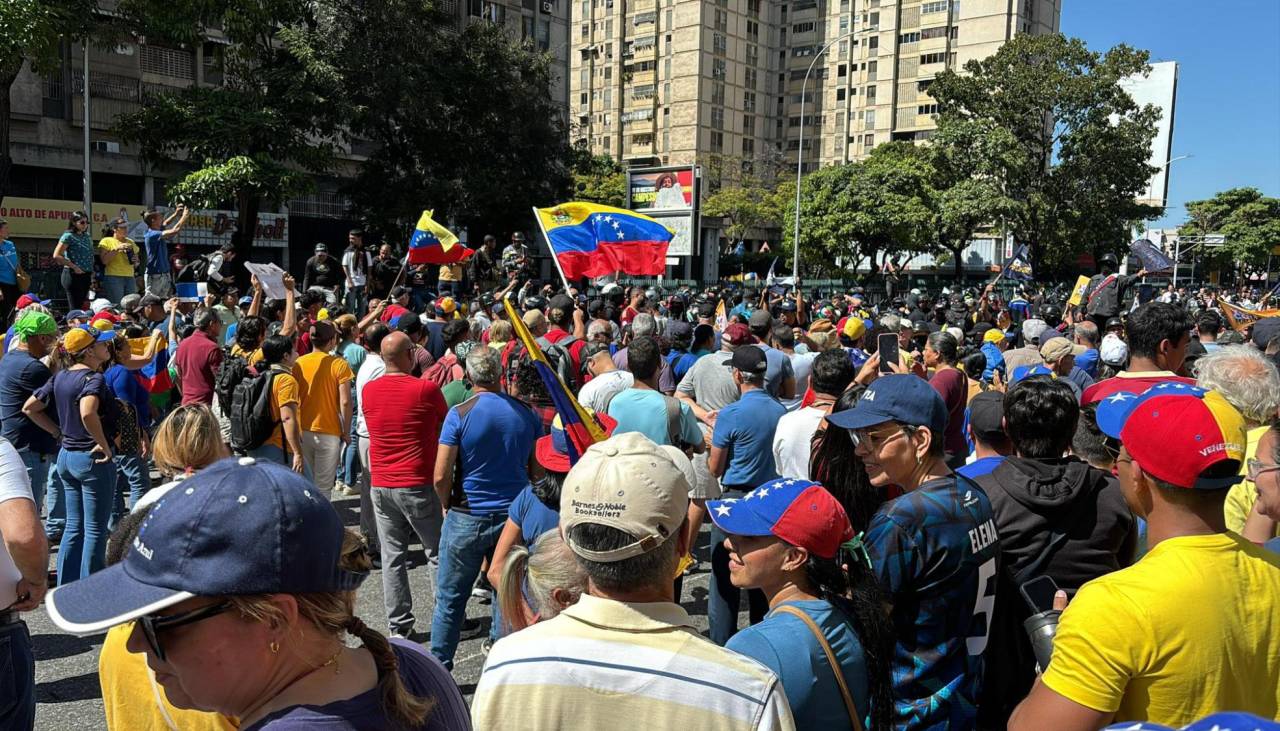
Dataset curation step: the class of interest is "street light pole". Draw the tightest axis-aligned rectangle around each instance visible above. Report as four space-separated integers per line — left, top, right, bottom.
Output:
793 28 865 283
82 42 92 219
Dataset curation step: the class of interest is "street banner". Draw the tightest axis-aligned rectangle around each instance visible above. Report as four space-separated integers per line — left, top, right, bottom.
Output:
1067 275 1091 306
1129 238 1174 274
1001 244 1034 281
1218 299 1280 332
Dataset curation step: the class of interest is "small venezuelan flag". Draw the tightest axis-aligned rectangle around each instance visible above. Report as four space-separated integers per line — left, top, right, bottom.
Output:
535 202 673 279
128 336 171 393
408 210 473 265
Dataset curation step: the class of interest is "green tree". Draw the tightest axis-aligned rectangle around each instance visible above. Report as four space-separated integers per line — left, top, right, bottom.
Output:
570 145 626 208
928 120 1021 281
1181 187 1280 274
703 177 774 253
929 33 1162 275
0 0 95 202
114 0 344 256
315 0 573 241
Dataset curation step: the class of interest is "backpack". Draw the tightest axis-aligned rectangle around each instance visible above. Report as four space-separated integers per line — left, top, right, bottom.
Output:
229 369 279 453
423 352 464 387
502 338 574 392
175 254 212 284
213 352 251 416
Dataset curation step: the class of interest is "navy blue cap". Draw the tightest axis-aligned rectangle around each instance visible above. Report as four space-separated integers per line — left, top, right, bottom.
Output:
826 374 947 435
64 309 93 322
46 457 367 635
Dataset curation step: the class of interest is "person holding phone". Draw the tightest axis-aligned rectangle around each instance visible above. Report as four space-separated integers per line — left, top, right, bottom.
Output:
22 326 120 584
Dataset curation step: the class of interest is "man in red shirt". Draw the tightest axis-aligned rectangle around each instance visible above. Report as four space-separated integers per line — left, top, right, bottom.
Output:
543 294 587 389
361 330 449 639
172 308 223 406
1081 302 1195 405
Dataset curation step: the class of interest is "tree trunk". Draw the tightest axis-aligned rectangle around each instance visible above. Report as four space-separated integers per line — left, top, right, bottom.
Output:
950 243 964 282
232 192 261 289
0 67 21 205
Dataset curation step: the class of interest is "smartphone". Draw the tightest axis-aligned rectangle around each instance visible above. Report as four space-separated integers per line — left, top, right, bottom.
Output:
1020 575 1061 614
877 333 899 373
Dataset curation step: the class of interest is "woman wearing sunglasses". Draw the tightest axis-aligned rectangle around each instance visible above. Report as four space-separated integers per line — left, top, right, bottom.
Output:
1242 422 1280 554
47 457 471 731
709 478 894 730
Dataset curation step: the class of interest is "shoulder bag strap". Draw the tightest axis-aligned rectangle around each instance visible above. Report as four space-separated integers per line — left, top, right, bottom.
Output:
663 394 683 448
772 605 865 731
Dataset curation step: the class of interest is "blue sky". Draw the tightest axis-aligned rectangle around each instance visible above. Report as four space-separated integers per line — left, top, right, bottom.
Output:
1061 0 1280 228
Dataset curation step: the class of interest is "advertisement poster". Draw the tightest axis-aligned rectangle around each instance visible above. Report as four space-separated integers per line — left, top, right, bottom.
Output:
648 212 693 257
628 168 695 211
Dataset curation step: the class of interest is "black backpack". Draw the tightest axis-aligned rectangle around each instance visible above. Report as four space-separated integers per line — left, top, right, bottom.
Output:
175 254 211 284
213 353 250 416
229 369 278 453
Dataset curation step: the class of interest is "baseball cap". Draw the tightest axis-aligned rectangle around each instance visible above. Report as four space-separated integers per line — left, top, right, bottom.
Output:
707 479 854 560
46 457 368 635
90 297 113 314
90 311 121 327
1040 336 1085 363
666 320 692 341
535 410 618 473
1251 317 1280 349
749 309 773 329
120 293 142 312
826 374 948 435
138 293 164 308
547 294 574 313
13 310 57 338
62 325 115 354
238 295 254 307
722 344 768 374
1095 383 1246 490
1100 333 1129 367
1105 316 1124 331
560 433 695 562
314 242 328 252
838 316 866 341
983 328 1006 344
1021 318 1049 345
14 293 51 310
64 309 93 323
779 300 797 313
968 391 1007 442
722 322 752 347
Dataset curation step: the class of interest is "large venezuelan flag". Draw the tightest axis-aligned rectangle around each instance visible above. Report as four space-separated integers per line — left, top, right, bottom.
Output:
408 210 474 265
128 337 172 393
535 202 673 279
502 294 606 465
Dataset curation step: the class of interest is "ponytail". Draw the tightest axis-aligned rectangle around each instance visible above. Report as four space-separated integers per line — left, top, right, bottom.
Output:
344 615 433 729
498 543 535 633
497 531 585 635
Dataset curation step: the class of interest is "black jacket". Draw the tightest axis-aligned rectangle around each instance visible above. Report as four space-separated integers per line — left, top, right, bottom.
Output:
1084 272 1139 317
974 456 1137 728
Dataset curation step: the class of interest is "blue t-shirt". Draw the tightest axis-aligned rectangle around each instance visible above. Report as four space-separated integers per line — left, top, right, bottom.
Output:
956 456 1005 480
1265 537 1280 555
508 483 560 545
712 388 786 488
439 392 539 515
59 231 94 271
0 349 54 453
104 364 150 429
144 229 169 274
865 475 1000 731
33 368 119 452
606 388 702 447
727 599 870 731
1074 348 1099 378
0 239 18 285
756 343 795 398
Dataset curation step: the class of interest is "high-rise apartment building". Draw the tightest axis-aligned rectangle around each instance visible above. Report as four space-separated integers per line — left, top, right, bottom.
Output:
570 0 1060 173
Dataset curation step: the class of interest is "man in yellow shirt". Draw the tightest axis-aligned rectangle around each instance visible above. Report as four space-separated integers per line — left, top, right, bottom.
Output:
292 320 353 497
97 218 140 303
1010 384 1280 730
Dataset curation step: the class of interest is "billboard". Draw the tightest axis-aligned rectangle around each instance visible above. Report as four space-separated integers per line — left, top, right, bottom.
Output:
628 167 695 211
1119 61 1178 207
649 211 693 257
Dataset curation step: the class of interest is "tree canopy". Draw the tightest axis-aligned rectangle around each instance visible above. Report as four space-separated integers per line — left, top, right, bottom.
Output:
1180 187 1280 274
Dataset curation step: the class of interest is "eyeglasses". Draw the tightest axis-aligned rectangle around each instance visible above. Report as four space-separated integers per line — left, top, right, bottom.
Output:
1247 459 1280 482
137 601 231 662
850 426 906 452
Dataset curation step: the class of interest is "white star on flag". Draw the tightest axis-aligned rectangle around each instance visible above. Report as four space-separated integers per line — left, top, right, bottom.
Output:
616 231 626 239
1106 392 1136 404
714 504 732 517
757 487 770 497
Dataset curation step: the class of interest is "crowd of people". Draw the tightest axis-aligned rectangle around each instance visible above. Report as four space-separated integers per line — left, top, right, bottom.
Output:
0 218 1278 731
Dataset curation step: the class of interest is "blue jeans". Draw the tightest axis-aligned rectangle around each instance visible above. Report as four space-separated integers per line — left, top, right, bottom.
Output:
111 454 151 521
44 457 66 539
101 275 136 304
56 448 118 584
346 284 367 318
429 510 506 668
16 450 50 518
248 443 286 466
708 490 768 645
0 620 36 730
338 409 361 486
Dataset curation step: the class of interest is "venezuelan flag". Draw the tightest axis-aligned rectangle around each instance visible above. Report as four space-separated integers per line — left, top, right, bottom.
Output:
535 202 673 279
129 336 172 393
502 294 606 465
408 210 474 265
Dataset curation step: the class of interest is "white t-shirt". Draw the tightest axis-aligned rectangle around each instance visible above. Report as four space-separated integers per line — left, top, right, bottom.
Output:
354 354 386 438
771 406 827 481
342 250 372 287
577 369 634 414
782 351 818 411
0 438 34 609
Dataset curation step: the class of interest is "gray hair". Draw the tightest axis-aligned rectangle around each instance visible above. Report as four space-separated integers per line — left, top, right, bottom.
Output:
567 521 681 591
465 346 502 387
1194 345 1280 427
587 319 612 341
631 313 657 338
879 314 901 333
498 530 586 632
1074 321 1100 347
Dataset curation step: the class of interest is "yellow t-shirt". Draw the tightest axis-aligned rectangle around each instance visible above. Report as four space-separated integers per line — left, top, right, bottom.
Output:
229 343 264 368
1042 532 1280 725
99 624 238 731
292 351 353 437
439 262 462 282
1224 426 1275 537
269 369 301 450
97 236 139 278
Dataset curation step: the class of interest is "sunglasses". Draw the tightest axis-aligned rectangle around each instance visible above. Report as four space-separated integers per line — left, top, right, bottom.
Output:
137 601 231 661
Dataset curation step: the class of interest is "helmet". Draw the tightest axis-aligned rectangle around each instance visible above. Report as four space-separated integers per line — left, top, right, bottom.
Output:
523 295 546 312
1099 252 1118 267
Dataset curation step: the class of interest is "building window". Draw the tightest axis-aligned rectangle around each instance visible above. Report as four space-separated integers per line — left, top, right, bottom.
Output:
747 0 760 18
711 106 724 129
921 25 957 40
140 45 195 79
921 0 948 12
788 116 800 127
710 131 724 151
580 22 588 38
747 20 759 40
714 9 727 31
920 52 947 65
744 114 754 134
537 19 551 50
792 22 815 33
745 68 758 89
867 60 877 80
712 58 726 78
793 45 816 57
898 31 920 44
744 91 756 112
917 79 932 92
863 133 874 146
713 33 726 55
917 103 938 115
865 84 876 101
864 109 876 126
711 82 725 105
837 88 846 101
838 63 847 77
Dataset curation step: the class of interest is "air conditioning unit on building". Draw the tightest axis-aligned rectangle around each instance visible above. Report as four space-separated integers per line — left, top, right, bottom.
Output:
541 1 553 12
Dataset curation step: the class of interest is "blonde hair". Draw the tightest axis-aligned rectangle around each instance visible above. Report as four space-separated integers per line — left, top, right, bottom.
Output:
151 404 227 477
228 530 432 728
333 314 358 342
488 320 513 345
498 530 587 633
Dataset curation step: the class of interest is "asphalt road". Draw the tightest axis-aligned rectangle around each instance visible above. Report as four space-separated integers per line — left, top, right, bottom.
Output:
26 493 726 730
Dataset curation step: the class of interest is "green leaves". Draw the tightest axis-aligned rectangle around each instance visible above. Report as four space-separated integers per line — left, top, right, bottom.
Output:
165 155 311 208
571 148 627 208
0 0 95 77
1181 188 1280 273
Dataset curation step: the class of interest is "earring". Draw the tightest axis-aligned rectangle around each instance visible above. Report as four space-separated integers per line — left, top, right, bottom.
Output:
269 641 280 654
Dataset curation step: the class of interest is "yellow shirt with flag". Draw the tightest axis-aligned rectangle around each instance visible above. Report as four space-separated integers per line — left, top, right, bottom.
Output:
1041 532 1280 725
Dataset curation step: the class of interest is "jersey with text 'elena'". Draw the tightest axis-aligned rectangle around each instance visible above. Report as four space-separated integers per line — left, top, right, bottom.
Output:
865 475 1000 731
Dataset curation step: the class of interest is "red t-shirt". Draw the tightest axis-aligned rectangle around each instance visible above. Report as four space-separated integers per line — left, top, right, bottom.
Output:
173 329 223 406
1081 371 1196 405
361 373 448 487
928 366 969 457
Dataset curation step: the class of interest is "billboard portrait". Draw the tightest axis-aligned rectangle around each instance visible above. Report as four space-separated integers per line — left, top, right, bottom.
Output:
628 168 695 211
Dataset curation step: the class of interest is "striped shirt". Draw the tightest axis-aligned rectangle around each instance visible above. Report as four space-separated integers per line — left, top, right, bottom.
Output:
472 594 795 731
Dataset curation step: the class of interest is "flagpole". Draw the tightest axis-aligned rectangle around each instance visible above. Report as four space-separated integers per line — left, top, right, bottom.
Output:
532 206 573 292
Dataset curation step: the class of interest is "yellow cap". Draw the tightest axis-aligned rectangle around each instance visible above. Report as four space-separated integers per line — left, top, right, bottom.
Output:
983 329 1006 344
